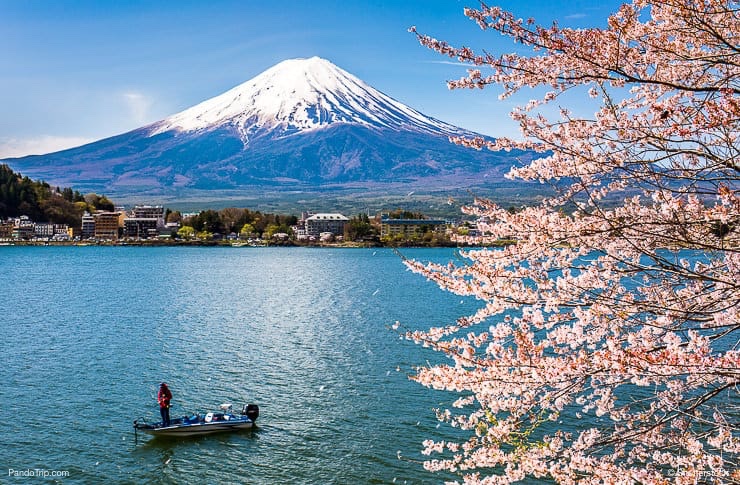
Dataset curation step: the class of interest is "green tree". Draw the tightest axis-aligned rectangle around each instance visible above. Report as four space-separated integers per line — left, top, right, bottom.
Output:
61 187 74 202
196 230 213 241
219 207 245 233
84 193 115 212
166 210 181 224
239 223 255 239
387 209 425 219
177 225 195 239
262 224 281 239
189 210 224 234
346 213 377 241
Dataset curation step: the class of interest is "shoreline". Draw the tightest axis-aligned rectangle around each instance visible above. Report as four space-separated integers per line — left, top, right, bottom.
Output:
0 239 513 249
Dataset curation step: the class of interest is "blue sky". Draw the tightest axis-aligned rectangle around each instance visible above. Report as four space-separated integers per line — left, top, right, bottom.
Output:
0 0 623 158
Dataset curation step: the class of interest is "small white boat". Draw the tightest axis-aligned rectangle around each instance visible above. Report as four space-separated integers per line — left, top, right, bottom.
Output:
134 403 259 438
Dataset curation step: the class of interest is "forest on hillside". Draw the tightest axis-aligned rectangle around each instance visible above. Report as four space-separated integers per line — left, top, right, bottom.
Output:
0 164 113 226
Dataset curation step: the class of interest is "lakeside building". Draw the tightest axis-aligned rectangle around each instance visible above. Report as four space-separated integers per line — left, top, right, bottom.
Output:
34 223 56 238
81 213 95 239
0 221 12 239
2 204 170 242
131 205 164 219
379 216 447 239
163 221 180 234
123 218 160 238
122 206 166 239
1 204 462 245
293 226 308 241
34 223 72 240
304 213 349 238
94 212 120 240
11 216 34 240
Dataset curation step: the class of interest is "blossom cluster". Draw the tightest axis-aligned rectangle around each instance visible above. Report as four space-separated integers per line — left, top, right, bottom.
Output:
406 1 739 483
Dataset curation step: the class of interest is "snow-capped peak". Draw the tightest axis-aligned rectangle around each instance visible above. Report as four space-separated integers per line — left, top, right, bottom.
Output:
151 56 461 139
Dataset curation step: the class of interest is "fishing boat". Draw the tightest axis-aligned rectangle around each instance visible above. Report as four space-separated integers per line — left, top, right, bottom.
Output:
133 403 259 438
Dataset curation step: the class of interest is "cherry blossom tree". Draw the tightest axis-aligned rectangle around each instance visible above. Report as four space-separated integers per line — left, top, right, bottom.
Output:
403 1 739 483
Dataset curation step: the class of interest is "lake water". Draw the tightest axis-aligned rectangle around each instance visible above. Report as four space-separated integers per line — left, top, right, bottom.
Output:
0 246 482 484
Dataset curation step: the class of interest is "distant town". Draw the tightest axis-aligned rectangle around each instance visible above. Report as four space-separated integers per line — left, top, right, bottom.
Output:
0 204 491 247
0 163 498 247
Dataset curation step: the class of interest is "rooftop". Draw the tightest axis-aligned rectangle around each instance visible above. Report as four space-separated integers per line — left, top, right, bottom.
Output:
305 213 349 221
380 218 446 225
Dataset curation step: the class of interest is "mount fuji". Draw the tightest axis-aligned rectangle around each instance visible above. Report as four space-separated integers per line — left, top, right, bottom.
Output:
4 57 529 202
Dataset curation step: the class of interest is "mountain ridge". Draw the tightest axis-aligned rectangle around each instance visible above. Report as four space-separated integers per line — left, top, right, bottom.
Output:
149 56 463 139
3 57 533 204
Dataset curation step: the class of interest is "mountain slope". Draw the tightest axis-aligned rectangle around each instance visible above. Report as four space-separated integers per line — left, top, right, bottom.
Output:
150 56 462 138
3 57 530 199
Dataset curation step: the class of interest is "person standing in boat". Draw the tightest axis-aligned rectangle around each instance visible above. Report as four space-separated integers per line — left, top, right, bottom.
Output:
158 382 172 426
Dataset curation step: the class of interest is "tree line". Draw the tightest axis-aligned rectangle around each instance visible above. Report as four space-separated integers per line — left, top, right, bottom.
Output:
167 208 298 239
0 164 113 227
1 164 453 244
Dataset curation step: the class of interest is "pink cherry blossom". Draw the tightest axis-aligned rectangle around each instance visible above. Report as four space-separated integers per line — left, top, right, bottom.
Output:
405 1 739 483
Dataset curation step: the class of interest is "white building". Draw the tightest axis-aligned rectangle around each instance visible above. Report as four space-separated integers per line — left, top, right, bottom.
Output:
81 212 95 239
34 223 70 239
304 213 349 238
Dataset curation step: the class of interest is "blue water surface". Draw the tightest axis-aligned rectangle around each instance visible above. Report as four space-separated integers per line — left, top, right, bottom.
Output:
0 246 481 484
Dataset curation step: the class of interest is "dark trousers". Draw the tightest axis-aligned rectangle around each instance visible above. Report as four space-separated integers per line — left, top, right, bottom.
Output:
160 406 170 426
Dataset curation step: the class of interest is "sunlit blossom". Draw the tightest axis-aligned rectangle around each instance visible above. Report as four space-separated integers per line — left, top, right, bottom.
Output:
406 0 739 482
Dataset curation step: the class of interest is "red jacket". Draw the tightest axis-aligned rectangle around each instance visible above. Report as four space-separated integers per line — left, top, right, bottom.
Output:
158 385 172 408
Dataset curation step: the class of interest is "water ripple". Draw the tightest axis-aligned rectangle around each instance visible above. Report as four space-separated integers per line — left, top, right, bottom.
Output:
1 247 475 484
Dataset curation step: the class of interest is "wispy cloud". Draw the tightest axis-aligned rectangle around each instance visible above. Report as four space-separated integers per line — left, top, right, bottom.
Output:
0 135 94 159
564 13 587 20
421 60 470 67
122 91 154 125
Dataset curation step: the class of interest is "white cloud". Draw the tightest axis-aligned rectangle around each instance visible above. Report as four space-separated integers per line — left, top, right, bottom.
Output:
0 91 157 159
0 135 95 159
422 60 469 67
123 91 154 124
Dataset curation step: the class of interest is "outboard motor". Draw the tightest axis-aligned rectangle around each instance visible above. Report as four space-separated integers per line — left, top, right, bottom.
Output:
241 404 259 422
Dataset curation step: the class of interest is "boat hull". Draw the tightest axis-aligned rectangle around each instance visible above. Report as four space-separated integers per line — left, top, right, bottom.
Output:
134 405 259 438
138 419 255 437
